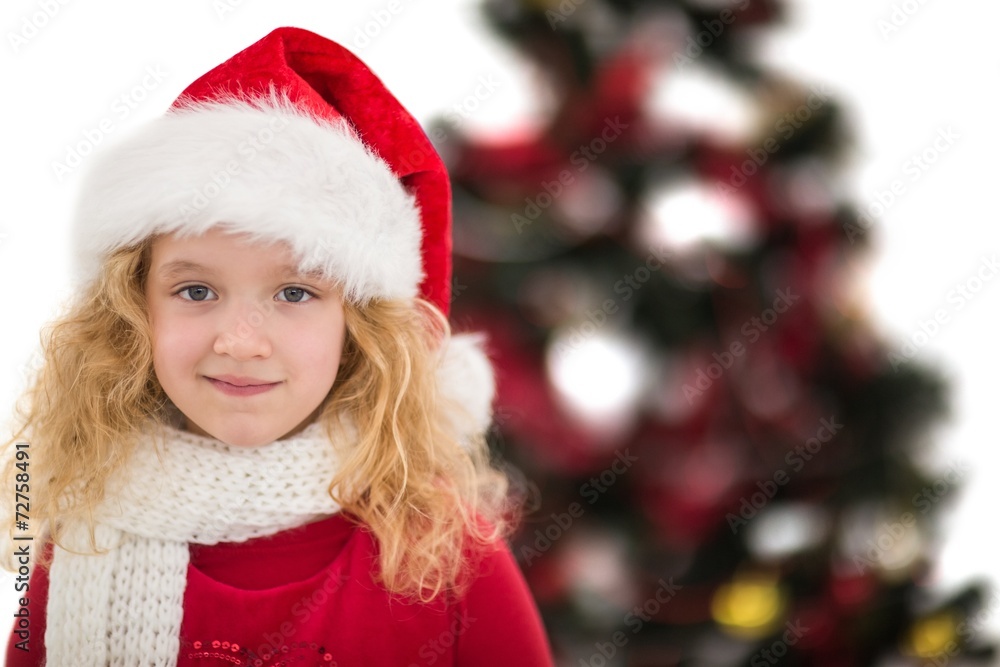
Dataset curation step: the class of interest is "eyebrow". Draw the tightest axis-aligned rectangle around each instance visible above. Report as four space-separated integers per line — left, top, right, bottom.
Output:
157 260 215 279
156 260 326 281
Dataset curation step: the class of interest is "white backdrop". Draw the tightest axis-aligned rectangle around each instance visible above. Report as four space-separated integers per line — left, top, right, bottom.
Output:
1 0 997 660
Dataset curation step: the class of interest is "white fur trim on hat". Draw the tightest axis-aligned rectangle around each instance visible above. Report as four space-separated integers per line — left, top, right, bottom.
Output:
70 94 423 305
437 333 496 440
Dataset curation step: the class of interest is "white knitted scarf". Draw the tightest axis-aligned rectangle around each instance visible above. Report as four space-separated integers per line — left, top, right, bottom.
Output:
43 414 347 667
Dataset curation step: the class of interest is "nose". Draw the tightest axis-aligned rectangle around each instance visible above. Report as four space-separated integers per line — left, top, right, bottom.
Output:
213 300 273 360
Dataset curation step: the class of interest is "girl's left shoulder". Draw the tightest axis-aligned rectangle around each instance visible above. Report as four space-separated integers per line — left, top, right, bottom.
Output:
450 539 555 666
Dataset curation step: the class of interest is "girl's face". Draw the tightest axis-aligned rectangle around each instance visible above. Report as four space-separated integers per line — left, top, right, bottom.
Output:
144 227 346 447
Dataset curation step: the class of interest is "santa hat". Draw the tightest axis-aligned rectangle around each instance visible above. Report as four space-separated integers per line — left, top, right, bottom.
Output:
72 26 452 311
69 26 493 431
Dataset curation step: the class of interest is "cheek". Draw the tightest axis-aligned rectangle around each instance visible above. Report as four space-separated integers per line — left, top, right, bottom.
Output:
284 318 346 375
148 313 204 375
291 335 343 371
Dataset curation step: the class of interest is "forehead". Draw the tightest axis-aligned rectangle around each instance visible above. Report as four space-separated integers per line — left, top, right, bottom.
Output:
148 228 326 281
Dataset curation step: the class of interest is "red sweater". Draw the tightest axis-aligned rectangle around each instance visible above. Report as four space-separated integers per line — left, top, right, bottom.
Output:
6 513 554 666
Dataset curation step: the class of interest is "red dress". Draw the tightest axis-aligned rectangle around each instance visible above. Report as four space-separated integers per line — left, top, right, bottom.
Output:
5 513 555 666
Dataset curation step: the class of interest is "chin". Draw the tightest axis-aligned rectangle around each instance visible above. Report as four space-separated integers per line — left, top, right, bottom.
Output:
190 420 281 448
219 434 269 448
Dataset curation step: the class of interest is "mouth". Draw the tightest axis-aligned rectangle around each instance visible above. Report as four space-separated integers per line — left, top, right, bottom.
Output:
205 376 281 396
207 375 280 387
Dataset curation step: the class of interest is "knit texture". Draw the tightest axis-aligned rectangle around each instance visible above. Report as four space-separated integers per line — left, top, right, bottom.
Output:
44 416 346 667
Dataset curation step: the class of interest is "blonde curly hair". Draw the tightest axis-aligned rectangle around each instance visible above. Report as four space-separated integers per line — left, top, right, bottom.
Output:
0 236 518 602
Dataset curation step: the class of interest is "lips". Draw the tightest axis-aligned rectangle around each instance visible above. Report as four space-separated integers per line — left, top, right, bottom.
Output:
205 375 281 397
208 375 278 387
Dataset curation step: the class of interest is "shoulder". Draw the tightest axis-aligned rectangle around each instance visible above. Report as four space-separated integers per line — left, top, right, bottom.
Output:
451 538 555 666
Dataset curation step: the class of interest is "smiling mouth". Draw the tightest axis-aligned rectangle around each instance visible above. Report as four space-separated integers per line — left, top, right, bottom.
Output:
207 375 280 387
205 377 281 396
216 380 275 387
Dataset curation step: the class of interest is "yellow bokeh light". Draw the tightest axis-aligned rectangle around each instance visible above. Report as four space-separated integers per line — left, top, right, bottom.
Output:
903 611 959 659
711 573 786 639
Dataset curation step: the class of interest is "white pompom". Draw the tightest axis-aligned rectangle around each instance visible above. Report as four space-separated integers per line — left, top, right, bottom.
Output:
437 333 496 442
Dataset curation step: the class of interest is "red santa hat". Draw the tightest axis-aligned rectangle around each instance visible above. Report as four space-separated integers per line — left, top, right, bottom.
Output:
72 26 451 314
69 26 493 431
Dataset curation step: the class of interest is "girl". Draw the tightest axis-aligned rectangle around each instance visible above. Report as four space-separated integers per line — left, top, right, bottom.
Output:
0 27 554 666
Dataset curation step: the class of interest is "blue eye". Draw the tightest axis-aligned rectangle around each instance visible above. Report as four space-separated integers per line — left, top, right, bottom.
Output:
177 285 216 301
277 287 314 303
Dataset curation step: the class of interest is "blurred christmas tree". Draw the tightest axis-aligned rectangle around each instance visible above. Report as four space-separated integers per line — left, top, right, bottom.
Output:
433 0 996 665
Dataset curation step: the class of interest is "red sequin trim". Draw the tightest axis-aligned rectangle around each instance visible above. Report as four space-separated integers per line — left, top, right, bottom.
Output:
182 637 339 666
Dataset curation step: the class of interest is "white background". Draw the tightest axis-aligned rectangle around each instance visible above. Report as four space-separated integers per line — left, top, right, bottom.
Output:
0 0 997 660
